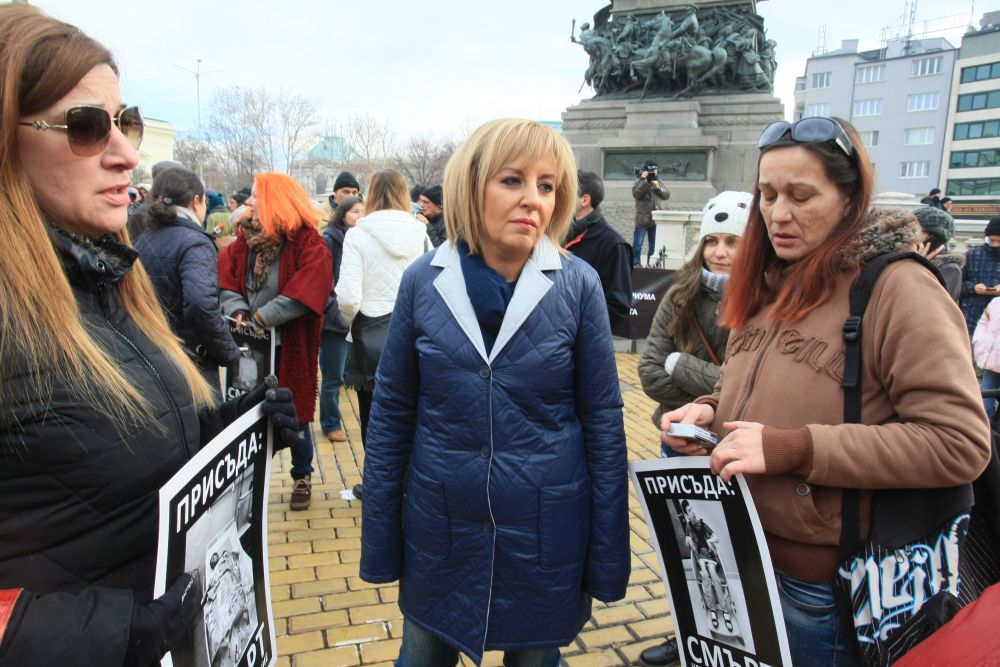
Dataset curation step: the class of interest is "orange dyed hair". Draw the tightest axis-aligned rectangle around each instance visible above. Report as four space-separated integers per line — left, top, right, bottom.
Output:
721 117 873 329
253 172 318 239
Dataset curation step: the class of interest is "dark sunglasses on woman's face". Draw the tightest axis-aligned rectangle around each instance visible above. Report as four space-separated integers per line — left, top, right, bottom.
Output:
757 117 856 162
18 105 144 157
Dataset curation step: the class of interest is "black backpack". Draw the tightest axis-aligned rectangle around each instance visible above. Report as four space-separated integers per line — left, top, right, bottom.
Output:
835 251 1000 666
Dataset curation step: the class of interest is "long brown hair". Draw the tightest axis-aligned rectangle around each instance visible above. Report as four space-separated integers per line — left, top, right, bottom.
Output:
721 118 873 329
0 5 214 428
365 169 411 215
668 237 713 351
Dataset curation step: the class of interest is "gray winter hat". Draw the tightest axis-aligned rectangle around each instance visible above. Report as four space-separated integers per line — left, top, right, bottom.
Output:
913 206 955 244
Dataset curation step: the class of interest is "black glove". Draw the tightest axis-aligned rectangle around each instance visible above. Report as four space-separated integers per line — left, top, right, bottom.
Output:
124 572 201 667
231 375 299 451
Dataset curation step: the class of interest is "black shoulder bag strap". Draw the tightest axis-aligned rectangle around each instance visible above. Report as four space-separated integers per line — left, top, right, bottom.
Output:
838 251 944 562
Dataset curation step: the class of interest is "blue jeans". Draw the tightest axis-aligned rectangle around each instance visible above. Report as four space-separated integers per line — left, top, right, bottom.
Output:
982 369 1000 420
777 573 858 667
632 226 656 267
290 422 314 477
319 331 350 432
396 618 560 667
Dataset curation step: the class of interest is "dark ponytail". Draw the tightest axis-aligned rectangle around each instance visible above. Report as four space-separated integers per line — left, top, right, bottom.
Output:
147 167 205 227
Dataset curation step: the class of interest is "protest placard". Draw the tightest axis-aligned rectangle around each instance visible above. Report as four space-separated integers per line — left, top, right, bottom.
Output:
155 405 276 667
221 318 276 400
630 457 792 667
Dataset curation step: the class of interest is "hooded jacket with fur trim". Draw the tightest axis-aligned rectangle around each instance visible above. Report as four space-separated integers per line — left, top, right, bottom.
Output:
699 215 991 582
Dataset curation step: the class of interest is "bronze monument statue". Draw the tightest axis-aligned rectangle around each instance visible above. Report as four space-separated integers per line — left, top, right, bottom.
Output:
571 2 776 99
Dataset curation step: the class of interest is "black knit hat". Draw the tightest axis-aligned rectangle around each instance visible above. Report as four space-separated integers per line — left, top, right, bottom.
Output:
913 206 955 244
333 171 360 192
985 217 1000 238
423 184 443 208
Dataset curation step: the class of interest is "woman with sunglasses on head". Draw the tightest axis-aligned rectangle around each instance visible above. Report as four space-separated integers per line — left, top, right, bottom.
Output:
0 7 300 665
133 166 241 390
662 117 990 665
360 119 629 666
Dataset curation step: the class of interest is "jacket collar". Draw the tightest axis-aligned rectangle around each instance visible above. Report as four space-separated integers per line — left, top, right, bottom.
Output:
431 237 563 364
51 228 138 286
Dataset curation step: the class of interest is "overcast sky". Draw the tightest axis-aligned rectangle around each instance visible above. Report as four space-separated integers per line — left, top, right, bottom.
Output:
26 0 979 142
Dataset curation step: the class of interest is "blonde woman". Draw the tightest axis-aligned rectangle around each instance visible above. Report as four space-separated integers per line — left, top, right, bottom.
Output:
360 119 629 666
336 169 429 497
0 8 296 664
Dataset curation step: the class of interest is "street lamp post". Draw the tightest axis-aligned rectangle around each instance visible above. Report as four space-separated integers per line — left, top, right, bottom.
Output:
174 59 222 181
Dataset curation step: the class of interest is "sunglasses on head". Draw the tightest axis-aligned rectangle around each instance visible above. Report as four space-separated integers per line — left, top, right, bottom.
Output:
18 105 144 157
757 117 856 162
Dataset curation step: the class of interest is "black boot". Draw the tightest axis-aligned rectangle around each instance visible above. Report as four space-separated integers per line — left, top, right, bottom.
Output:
639 638 680 666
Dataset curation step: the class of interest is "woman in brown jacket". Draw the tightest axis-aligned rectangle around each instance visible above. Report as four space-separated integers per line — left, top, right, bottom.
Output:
662 117 991 666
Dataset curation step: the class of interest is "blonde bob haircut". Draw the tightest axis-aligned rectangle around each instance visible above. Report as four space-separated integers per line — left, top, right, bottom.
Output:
443 118 578 255
0 5 215 426
365 168 411 214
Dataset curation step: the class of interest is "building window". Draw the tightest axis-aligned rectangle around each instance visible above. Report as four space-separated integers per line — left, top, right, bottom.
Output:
911 56 943 77
907 93 939 112
900 161 930 178
812 71 831 88
807 103 830 117
953 119 1000 140
957 90 1000 112
860 130 879 147
950 149 1000 169
960 61 1000 83
947 178 1000 196
856 64 886 84
853 99 883 116
903 127 934 145
795 79 806 92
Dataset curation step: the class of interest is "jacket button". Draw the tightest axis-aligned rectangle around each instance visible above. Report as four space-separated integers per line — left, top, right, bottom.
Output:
794 482 811 497
480 447 490 459
479 367 490 379
482 521 493 533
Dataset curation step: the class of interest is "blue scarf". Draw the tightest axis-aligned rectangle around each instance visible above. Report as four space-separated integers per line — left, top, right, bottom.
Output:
458 239 516 354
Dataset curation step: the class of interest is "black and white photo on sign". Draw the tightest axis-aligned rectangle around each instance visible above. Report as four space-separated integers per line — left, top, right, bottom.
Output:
668 498 753 653
156 406 276 667
629 458 792 667
221 318 275 400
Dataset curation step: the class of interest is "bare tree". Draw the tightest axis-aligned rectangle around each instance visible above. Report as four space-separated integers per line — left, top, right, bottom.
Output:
277 90 320 174
206 87 264 189
393 134 456 187
338 112 396 169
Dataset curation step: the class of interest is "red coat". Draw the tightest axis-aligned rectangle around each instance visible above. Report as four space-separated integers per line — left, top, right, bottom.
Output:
218 227 331 421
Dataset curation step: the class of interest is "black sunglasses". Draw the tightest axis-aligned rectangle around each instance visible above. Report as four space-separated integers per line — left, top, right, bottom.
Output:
18 105 144 157
758 117 856 162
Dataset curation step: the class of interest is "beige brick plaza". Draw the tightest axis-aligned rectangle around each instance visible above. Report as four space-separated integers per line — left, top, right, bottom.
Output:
266 352 673 666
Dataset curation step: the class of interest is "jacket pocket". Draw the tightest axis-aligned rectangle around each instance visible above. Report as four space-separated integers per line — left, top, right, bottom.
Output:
403 468 450 558
539 478 591 568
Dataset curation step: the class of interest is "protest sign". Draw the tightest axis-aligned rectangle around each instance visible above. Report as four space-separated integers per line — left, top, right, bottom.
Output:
630 458 791 667
221 318 276 400
155 405 276 667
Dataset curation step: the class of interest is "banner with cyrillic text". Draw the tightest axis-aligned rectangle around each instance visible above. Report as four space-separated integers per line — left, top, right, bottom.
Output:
629 458 791 667
155 404 276 667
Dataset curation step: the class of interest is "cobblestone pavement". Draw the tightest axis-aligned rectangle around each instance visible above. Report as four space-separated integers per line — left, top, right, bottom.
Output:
267 352 673 666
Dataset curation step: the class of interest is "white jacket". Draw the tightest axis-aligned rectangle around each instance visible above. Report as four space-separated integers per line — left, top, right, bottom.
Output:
336 209 430 326
974 297 1000 372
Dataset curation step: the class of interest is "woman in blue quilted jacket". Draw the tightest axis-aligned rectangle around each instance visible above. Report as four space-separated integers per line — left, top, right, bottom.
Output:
359 118 631 666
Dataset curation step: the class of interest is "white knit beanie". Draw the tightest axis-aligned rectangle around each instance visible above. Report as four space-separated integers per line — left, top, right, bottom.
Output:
699 191 753 240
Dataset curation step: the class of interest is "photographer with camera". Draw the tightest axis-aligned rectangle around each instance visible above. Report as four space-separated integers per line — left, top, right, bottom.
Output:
632 161 670 268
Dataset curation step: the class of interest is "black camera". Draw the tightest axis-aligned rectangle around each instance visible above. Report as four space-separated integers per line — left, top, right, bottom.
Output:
634 162 659 181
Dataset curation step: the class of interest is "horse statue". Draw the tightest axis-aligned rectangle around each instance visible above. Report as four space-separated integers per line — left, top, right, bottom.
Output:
671 43 728 98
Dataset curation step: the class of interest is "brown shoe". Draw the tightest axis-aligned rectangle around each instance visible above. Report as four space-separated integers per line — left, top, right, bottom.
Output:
326 429 348 442
290 474 311 511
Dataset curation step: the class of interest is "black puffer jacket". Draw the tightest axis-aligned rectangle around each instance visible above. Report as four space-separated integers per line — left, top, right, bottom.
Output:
134 212 240 366
0 231 225 666
322 222 350 334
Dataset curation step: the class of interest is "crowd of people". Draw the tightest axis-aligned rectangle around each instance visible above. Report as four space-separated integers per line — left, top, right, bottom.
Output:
1 5 998 667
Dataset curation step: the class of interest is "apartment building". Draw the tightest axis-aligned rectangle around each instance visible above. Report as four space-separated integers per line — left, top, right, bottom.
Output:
941 12 1000 219
793 36 956 195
